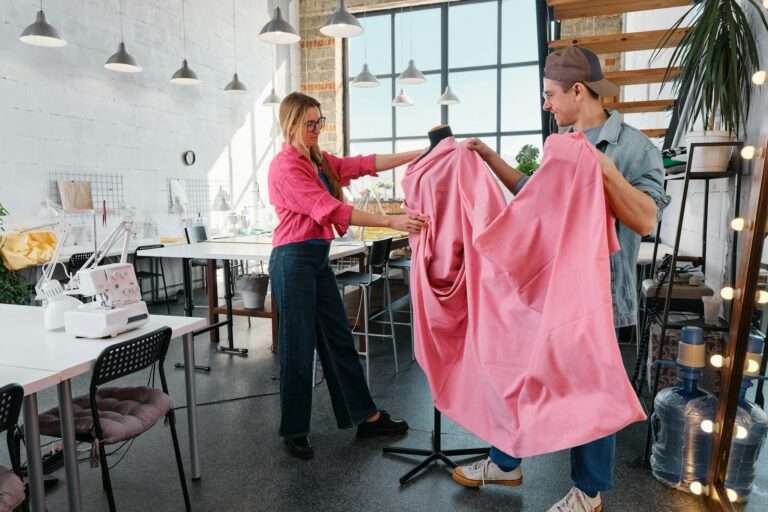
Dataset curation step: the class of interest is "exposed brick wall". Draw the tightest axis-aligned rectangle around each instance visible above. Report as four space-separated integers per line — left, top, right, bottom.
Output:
561 15 622 72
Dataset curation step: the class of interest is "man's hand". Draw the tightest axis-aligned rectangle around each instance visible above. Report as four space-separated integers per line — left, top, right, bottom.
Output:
597 150 619 178
467 138 496 161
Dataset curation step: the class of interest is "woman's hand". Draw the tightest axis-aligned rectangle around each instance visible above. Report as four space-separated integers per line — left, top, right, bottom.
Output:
467 138 496 161
388 214 427 234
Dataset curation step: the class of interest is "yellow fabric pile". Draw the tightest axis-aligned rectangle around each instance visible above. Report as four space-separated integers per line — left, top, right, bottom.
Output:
0 230 58 271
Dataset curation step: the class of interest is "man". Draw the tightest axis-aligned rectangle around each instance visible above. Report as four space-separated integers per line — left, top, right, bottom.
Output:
451 46 669 512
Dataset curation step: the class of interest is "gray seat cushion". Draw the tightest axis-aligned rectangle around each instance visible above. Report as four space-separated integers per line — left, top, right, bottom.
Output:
388 258 411 270
336 271 383 287
0 466 24 512
38 387 171 445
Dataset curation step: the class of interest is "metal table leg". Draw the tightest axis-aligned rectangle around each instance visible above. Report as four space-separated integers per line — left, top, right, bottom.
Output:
176 257 212 372
58 380 82 511
183 333 201 480
23 394 45 512
218 259 248 356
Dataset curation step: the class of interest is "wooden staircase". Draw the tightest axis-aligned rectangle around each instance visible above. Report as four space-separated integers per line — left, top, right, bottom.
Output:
546 0 694 142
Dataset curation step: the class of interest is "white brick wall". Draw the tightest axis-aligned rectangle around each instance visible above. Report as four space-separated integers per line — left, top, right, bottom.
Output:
0 0 299 240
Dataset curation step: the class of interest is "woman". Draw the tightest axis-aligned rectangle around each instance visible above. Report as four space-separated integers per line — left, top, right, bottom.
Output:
268 92 426 460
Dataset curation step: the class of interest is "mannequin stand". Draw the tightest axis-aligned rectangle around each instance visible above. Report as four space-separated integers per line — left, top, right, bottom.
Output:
382 407 489 485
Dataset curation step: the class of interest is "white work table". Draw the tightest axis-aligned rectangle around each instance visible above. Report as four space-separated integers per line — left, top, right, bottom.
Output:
0 305 205 512
0 366 59 397
137 240 368 353
137 239 367 262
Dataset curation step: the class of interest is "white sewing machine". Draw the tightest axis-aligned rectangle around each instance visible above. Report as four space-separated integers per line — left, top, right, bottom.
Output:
36 213 149 338
64 262 149 338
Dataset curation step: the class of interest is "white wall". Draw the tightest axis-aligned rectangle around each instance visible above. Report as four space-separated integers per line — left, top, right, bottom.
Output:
0 0 299 246
741 1 768 268
622 4 691 133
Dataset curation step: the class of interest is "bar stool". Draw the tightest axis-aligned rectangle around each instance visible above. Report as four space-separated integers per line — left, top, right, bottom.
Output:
133 244 171 314
335 238 397 388
388 256 414 361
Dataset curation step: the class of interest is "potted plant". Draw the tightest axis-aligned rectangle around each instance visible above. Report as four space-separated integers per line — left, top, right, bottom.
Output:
655 0 768 172
0 202 30 305
515 144 541 176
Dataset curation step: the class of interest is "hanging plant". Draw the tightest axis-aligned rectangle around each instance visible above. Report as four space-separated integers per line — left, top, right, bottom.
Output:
655 0 768 136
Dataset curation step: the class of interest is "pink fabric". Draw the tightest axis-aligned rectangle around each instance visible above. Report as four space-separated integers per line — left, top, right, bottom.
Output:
402 133 646 458
269 144 377 247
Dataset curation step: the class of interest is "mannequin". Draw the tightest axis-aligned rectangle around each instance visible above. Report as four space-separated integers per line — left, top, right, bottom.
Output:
416 124 454 163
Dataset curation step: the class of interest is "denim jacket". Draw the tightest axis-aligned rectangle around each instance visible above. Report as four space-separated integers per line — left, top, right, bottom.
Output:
513 110 670 327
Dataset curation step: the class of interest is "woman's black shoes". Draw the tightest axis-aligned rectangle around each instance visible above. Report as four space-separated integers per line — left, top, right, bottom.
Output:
284 436 314 459
356 410 409 439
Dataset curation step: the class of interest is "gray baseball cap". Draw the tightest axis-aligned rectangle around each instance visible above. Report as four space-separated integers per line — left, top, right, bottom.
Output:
544 46 619 98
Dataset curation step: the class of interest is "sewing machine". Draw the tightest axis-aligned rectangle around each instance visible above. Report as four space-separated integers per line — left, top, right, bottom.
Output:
36 213 149 338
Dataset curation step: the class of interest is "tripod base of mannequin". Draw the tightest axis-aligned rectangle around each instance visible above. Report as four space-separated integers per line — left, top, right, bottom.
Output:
382 407 489 485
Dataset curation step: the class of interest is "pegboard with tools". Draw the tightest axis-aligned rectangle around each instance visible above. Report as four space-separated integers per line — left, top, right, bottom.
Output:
49 172 125 214
167 178 211 220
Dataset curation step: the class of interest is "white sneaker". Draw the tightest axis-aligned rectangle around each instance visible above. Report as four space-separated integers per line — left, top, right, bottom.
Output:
547 487 602 512
451 458 523 488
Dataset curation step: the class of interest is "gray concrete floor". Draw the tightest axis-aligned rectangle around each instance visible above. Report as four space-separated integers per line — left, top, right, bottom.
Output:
5 292 768 511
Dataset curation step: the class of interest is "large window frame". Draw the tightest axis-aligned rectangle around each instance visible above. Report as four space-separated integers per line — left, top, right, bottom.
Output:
343 0 548 199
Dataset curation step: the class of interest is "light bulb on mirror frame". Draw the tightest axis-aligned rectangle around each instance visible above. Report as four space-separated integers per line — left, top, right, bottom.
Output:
710 354 724 368
736 425 748 439
730 218 748 231
747 359 761 373
701 420 714 433
689 481 704 495
726 488 738 503
720 287 739 301
757 290 768 304
753 70 767 85
741 144 763 160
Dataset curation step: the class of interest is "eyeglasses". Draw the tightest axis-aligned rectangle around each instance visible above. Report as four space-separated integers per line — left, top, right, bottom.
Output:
305 117 327 131
542 83 574 102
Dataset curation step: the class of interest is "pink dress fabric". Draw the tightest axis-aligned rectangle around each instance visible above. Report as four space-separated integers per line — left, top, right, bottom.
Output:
269 144 377 247
401 133 646 458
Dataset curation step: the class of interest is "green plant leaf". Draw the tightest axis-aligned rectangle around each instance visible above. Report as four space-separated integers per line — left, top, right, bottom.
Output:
654 0 767 136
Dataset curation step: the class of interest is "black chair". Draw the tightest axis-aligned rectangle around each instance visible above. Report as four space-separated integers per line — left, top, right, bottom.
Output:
335 237 398 388
133 244 171 314
388 256 414 361
0 383 26 512
67 251 93 275
184 226 223 306
38 328 191 512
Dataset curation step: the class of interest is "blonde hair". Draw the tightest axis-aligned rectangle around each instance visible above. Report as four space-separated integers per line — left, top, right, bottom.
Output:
279 92 343 201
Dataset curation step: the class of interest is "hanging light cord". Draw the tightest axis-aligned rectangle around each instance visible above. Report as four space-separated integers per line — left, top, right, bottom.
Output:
232 0 237 73
119 0 124 42
181 0 187 57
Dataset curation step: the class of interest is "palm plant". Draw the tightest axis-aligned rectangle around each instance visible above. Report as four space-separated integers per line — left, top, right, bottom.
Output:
654 0 768 137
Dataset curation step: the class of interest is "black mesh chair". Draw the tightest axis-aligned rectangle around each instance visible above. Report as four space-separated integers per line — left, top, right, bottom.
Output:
38 328 190 512
133 244 171 314
335 237 398 388
184 226 223 306
67 251 93 275
0 384 25 512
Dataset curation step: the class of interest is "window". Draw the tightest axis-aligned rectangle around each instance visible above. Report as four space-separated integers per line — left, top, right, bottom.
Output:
345 0 543 199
